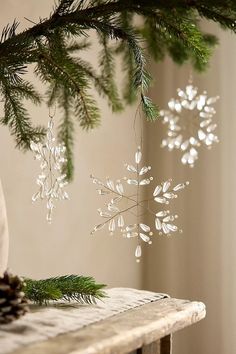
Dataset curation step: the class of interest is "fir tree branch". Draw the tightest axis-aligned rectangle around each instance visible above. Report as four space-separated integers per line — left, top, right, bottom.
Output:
98 33 123 112
0 0 235 178
23 275 107 306
0 77 44 149
58 90 74 181
75 57 122 111
35 40 100 130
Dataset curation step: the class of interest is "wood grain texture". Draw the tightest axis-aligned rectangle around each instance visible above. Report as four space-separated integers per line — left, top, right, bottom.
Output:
11 298 205 354
138 340 160 354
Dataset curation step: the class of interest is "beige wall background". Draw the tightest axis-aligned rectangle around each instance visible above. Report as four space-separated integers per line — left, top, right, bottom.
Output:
0 2 236 354
144 22 236 354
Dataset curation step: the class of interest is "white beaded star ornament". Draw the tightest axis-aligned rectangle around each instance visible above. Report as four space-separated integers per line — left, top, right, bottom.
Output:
160 82 219 167
30 118 69 223
91 147 189 262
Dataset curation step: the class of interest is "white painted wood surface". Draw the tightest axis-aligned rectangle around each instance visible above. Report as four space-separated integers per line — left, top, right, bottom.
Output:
0 180 9 276
10 298 206 354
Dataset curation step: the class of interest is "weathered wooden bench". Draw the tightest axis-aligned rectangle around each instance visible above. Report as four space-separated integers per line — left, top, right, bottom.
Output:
10 297 205 354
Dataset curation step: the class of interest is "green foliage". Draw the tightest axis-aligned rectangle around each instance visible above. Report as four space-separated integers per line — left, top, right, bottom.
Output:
98 34 123 112
23 275 106 305
0 0 235 176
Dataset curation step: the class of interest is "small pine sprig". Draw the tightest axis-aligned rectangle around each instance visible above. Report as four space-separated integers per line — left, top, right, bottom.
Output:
23 275 107 306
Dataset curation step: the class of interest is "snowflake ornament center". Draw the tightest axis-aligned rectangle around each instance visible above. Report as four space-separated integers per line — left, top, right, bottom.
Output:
160 83 219 167
91 147 189 262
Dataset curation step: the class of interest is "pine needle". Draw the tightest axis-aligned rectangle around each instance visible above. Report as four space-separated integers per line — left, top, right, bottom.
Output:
23 275 107 306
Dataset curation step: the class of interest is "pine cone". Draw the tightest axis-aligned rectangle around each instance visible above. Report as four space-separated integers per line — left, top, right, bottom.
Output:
0 272 29 324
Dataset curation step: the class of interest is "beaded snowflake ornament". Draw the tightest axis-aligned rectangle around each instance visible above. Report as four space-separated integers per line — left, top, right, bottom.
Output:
160 82 219 167
30 118 69 223
91 147 189 261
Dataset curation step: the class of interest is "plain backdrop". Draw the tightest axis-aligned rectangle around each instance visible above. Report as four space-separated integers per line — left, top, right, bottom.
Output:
0 2 236 354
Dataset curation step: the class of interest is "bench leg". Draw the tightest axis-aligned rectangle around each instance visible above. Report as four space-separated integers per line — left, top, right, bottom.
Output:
160 335 172 354
137 341 160 354
136 335 172 354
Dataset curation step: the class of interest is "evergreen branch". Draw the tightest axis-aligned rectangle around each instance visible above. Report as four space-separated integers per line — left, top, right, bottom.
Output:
10 81 41 104
98 34 123 112
83 19 158 119
196 5 236 31
58 90 74 181
0 77 44 149
0 20 19 43
67 39 91 52
0 0 235 178
115 12 137 104
36 43 100 130
55 0 76 16
0 1 228 59
23 275 107 305
141 94 159 122
75 57 122 112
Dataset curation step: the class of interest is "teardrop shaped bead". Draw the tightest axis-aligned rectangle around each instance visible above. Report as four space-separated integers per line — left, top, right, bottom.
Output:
204 106 215 113
127 179 138 185
200 119 212 128
181 140 189 151
197 95 206 110
198 129 206 141
106 179 114 190
100 212 112 218
168 99 175 110
32 192 40 202
126 224 136 231
118 215 124 228
139 233 150 243
127 232 138 238
139 223 150 232
166 224 178 232
46 209 53 223
109 219 116 232
177 89 187 99
135 148 142 164
206 124 217 133
173 183 185 191
190 147 198 157
126 164 137 173
62 191 69 200
162 181 171 192
207 96 219 105
139 166 149 175
163 193 176 199
200 112 211 119
181 153 189 164
154 197 166 204
156 211 168 217
162 223 169 234
189 137 198 145
108 204 119 213
153 185 162 197
135 245 142 258
111 196 122 204
116 183 124 194
155 218 162 230
139 179 150 185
